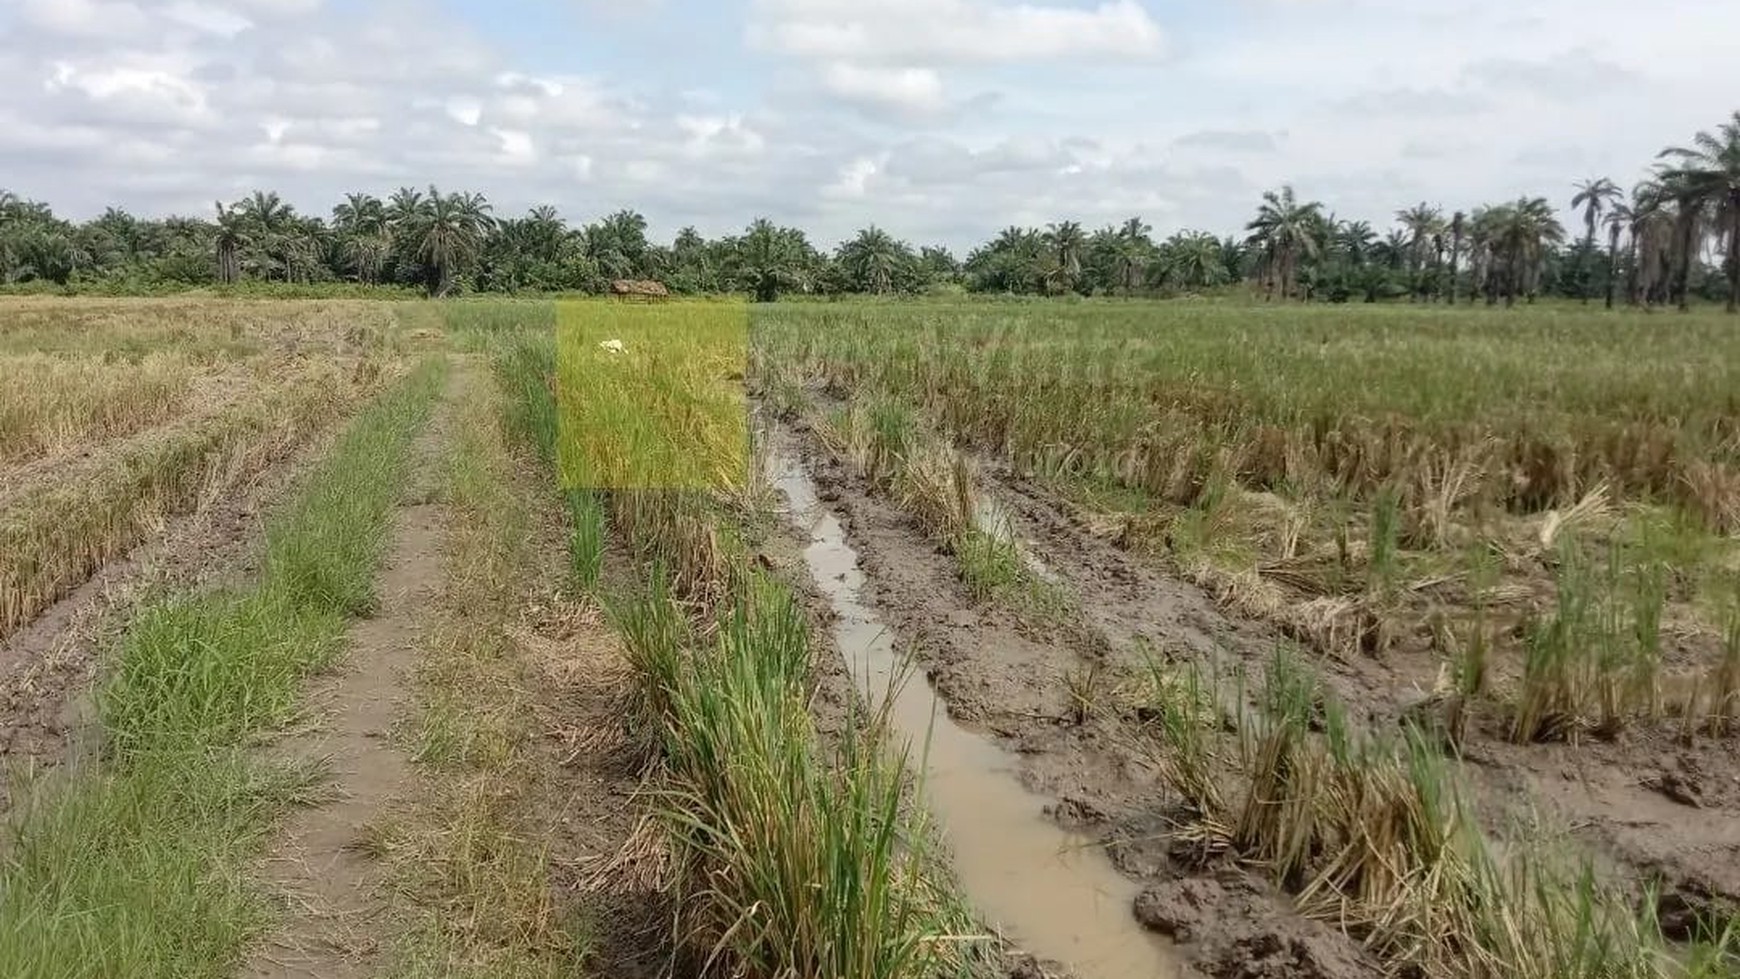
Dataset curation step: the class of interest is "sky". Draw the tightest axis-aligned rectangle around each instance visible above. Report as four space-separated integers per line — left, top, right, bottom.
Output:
2 0 1738 251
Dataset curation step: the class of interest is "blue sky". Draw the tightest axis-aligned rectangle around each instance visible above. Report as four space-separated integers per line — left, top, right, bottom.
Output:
3 0 1738 250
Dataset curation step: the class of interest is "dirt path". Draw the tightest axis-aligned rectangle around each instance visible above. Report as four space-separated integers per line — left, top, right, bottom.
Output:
243 366 456 979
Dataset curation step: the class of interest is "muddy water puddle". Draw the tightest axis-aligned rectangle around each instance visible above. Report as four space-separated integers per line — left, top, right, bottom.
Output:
768 441 1187 979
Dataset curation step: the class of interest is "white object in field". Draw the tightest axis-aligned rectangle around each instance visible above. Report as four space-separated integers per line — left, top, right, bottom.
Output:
600 339 625 355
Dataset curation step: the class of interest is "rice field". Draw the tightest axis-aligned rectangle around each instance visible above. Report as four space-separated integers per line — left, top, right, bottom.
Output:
0 296 1735 979
752 300 1740 978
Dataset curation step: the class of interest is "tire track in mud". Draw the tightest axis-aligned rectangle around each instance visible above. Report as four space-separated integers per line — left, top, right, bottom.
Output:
768 419 1385 979
243 367 457 979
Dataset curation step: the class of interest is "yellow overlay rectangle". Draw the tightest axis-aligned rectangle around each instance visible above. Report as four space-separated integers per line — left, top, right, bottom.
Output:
554 301 749 491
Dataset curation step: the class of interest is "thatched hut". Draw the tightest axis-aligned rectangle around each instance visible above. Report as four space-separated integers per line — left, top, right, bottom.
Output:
609 279 671 301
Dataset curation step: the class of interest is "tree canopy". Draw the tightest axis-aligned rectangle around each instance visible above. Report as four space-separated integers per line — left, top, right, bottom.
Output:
2 110 1737 309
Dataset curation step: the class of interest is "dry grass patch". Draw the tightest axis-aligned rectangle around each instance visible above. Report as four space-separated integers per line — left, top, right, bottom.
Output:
0 359 384 639
0 352 197 466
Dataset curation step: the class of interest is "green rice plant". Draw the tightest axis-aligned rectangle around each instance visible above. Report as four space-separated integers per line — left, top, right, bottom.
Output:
491 332 562 463
1709 608 1740 736
1367 484 1402 598
612 571 692 738
1147 644 1679 978
1457 543 1501 700
1511 540 1677 742
626 572 981 979
955 527 1023 603
553 302 749 493
1511 541 1599 742
1626 557 1668 716
867 400 916 488
1062 662 1102 725
1233 647 1328 887
1137 657 1225 820
566 488 607 591
1683 916 1740 978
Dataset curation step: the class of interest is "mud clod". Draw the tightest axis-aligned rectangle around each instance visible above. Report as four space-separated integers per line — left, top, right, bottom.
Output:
1644 770 1703 808
1133 879 1227 942
1213 931 1366 979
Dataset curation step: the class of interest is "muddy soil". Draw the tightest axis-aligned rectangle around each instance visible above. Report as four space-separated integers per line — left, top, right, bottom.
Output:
0 415 347 811
980 459 1740 941
773 418 1385 979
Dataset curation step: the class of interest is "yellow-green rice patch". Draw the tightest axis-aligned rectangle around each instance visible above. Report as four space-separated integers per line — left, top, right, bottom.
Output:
554 301 748 491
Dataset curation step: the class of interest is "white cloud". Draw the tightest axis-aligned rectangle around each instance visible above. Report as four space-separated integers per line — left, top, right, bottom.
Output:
45 58 212 126
819 64 946 115
18 0 149 38
444 96 482 126
750 0 1163 64
823 155 880 199
676 113 767 157
490 127 536 165
161 1 254 36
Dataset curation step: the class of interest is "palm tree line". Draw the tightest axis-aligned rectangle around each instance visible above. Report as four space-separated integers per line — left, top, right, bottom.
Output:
2 110 1735 307
1245 111 1740 311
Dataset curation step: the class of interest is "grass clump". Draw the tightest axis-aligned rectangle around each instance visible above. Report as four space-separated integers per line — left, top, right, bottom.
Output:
1510 540 1670 742
1142 648 1703 979
618 574 981 979
0 358 443 977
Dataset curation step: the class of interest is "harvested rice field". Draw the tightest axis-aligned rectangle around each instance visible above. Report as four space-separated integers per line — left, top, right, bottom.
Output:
0 296 1735 979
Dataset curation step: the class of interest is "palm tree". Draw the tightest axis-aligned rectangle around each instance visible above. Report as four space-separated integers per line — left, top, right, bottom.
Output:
1115 217 1152 296
282 217 329 283
1395 203 1444 301
333 192 385 235
839 226 909 295
406 185 493 296
1045 221 1087 293
1570 177 1622 303
1446 211 1467 305
1659 174 1709 312
332 193 388 284
1336 220 1376 266
213 202 245 285
1630 181 1675 308
1601 202 1633 309
1482 197 1564 305
733 218 809 302
385 187 425 226
1157 232 1230 289
1658 111 1740 312
1245 186 1326 300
